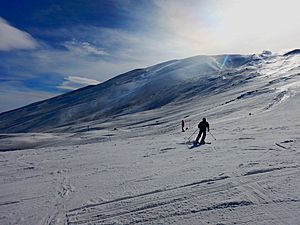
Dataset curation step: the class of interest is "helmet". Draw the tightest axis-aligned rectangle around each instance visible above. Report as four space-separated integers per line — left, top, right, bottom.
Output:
202 118 206 122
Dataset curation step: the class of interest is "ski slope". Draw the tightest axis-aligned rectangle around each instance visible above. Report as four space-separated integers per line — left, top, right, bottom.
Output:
0 52 300 224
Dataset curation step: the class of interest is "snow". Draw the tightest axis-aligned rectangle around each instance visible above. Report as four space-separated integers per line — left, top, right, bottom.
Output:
0 53 300 224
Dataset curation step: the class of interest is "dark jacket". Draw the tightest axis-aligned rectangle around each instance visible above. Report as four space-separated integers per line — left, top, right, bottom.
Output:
198 121 209 131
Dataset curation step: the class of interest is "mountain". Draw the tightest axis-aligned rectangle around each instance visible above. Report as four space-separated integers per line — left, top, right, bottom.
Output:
0 52 299 133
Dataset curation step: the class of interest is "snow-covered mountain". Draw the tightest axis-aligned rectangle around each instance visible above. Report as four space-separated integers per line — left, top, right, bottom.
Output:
2 51 298 133
1 50 300 225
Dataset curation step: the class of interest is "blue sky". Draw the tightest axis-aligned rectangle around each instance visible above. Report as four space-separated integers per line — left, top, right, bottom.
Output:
0 0 299 112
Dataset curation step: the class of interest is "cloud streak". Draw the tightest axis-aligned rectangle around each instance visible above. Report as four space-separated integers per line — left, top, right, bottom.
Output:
63 40 109 56
0 17 38 51
58 75 100 91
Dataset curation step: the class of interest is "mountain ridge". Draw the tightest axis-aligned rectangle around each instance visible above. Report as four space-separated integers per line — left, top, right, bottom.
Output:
0 52 299 133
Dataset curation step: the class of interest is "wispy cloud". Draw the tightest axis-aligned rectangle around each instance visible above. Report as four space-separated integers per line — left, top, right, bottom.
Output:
63 40 109 56
58 75 100 90
0 17 38 51
67 75 100 85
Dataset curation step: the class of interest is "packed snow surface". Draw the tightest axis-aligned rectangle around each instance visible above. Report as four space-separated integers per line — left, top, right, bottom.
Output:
0 52 300 224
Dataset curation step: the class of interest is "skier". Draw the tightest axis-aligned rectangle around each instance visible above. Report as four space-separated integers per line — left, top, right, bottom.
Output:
195 118 209 144
181 120 185 132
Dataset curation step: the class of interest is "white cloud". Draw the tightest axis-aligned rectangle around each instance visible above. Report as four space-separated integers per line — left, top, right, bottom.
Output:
0 17 38 51
64 40 108 56
58 75 100 91
67 76 100 85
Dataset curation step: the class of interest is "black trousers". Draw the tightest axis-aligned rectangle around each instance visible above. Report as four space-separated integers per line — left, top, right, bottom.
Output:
195 129 206 143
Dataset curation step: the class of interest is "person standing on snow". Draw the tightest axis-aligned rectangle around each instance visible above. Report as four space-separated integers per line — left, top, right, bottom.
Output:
181 120 185 132
195 118 209 144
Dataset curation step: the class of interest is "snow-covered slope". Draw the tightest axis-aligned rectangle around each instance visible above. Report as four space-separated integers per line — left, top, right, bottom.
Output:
0 54 263 133
0 51 300 225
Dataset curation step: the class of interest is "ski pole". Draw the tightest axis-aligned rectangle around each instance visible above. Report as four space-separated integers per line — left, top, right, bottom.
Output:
209 131 217 140
188 128 198 140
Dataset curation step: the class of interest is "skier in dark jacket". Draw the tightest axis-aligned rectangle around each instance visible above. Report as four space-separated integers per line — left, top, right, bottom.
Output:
195 118 209 144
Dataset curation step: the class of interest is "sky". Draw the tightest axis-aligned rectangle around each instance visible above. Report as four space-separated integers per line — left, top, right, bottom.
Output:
0 0 299 112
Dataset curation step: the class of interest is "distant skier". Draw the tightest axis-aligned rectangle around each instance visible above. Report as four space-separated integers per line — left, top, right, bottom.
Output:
195 118 210 144
181 120 185 132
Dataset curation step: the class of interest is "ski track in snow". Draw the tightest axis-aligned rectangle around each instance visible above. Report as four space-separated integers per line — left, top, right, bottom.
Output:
65 167 300 225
